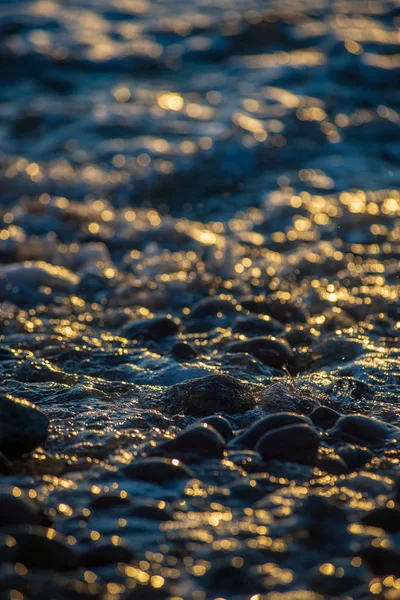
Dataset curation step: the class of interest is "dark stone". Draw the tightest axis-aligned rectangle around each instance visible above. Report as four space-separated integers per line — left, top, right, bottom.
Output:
316 455 349 475
149 423 225 459
189 296 238 319
359 545 400 576
2 526 80 571
162 374 257 416
0 492 51 528
171 341 198 361
196 415 233 441
84 539 133 567
123 316 180 340
239 296 307 323
261 382 318 415
329 377 374 400
0 534 18 563
232 315 284 336
226 337 293 370
12 359 75 384
0 394 49 459
122 457 194 484
310 406 341 429
336 444 374 470
255 423 320 465
90 492 133 511
229 412 311 450
129 501 173 521
330 415 391 447
228 479 266 502
361 507 400 533
226 450 265 472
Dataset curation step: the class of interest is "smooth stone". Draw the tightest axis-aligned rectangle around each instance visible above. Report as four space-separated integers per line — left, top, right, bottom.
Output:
171 341 198 361
149 424 225 459
0 534 18 563
226 337 293 370
84 539 133 567
162 374 257 416
359 545 400 576
0 394 49 459
123 316 180 339
0 492 51 528
129 501 173 521
0 261 78 296
229 412 311 450
196 415 233 441
2 526 80 571
310 406 341 429
226 450 265 472
336 444 374 470
122 457 194 484
255 424 320 465
239 296 307 323
12 359 74 384
316 455 349 475
361 507 400 533
330 414 391 447
90 492 133 511
232 315 284 336
189 296 238 319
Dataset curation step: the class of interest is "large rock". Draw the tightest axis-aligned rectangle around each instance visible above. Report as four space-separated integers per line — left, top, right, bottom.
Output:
162 374 257 416
0 394 49 459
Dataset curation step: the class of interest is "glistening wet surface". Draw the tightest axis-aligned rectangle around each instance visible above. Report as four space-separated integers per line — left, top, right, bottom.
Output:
1 0 400 598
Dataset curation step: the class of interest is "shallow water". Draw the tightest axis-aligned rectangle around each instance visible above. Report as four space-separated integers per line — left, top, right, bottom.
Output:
1 0 400 598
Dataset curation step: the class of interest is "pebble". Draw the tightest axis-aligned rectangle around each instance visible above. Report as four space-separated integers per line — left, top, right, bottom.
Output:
361 507 400 533
0 261 78 297
188 296 238 319
196 415 233 441
336 444 374 470
162 374 257 416
239 296 307 323
0 492 51 528
226 449 265 472
90 492 133 512
123 316 180 339
226 336 293 370
229 412 311 449
232 315 284 336
129 501 174 521
171 341 198 360
255 423 320 465
122 457 195 484
84 538 133 567
0 394 49 459
261 382 318 414
149 423 225 459
3 525 80 571
330 414 391 447
359 545 400 576
310 406 341 429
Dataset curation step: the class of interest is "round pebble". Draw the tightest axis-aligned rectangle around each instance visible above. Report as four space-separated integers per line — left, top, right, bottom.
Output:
255 423 320 465
226 336 293 370
229 412 311 450
171 341 198 361
0 394 49 459
330 414 391 447
122 457 194 484
149 423 225 459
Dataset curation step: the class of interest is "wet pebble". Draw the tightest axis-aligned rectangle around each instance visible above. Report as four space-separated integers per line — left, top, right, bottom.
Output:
0 492 51 528
226 336 293 370
336 444 374 470
361 506 400 533
84 537 133 567
123 316 180 339
330 414 392 447
232 315 284 336
129 501 173 521
89 492 133 512
171 341 198 361
149 423 225 459
162 374 257 416
196 415 233 441
189 296 238 319
310 406 341 429
2 526 80 571
0 394 49 459
255 423 320 465
229 412 311 449
122 457 194 484
226 449 265 472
